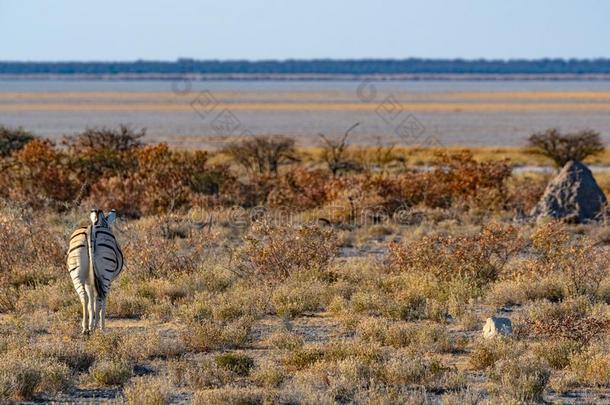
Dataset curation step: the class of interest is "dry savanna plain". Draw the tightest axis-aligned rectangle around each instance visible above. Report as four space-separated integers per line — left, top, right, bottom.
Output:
0 85 610 404
3 82 610 145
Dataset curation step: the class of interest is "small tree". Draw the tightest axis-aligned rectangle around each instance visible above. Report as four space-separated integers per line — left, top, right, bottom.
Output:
61 125 145 186
0 125 36 158
528 128 604 167
61 125 145 154
319 122 362 176
221 135 298 175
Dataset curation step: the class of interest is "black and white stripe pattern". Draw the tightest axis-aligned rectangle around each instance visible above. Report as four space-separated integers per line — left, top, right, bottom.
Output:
67 209 123 334
90 224 124 299
67 226 89 299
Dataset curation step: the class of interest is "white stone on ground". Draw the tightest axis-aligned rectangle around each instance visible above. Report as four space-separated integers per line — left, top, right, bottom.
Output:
482 316 513 339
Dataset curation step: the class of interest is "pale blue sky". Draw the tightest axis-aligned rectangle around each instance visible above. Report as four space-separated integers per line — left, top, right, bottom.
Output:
1 0 609 61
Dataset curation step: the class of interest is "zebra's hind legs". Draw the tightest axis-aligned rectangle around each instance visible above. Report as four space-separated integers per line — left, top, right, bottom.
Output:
84 285 97 333
95 298 107 332
80 293 89 335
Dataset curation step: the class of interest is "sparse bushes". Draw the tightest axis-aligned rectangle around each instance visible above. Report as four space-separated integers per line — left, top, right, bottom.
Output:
568 339 610 387
521 298 610 345
264 329 304 351
356 318 460 353
390 221 610 305
469 337 524 371
282 341 382 372
89 359 132 386
271 278 328 318
123 376 172 405
0 125 36 157
0 358 41 400
319 123 363 176
168 358 236 389
121 219 209 279
528 128 604 167
267 167 332 209
4 128 610 403
235 221 337 283
532 338 579 370
490 353 551 402
2 139 82 209
193 387 267 405
507 173 549 212
0 128 527 215
252 360 286 388
0 206 66 313
88 143 209 217
181 316 254 352
382 351 452 388
527 222 610 296
214 352 255 376
484 280 528 308
0 125 233 216
62 125 144 188
0 206 64 277
431 151 513 208
389 223 523 290
0 353 71 401
221 135 297 175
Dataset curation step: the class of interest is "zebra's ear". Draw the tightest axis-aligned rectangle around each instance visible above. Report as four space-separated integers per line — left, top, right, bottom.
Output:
90 210 98 226
107 209 116 226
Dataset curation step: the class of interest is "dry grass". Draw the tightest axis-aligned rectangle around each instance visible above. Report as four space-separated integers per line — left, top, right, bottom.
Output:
123 376 172 405
89 359 132 386
489 353 551 402
1 143 610 402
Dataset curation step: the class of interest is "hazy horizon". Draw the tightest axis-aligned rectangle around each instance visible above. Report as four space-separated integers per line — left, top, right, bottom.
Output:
4 57 610 63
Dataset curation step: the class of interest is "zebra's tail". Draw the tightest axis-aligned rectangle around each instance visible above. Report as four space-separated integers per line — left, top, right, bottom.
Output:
87 225 106 299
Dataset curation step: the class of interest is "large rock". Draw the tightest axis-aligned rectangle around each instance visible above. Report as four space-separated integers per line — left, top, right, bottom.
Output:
531 160 607 223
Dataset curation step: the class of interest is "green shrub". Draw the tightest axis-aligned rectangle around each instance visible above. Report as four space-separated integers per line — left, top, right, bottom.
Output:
251 361 286 388
89 359 132 386
490 353 550 402
264 329 304 351
382 352 451 387
532 338 579 370
181 317 253 352
271 280 327 318
214 352 255 376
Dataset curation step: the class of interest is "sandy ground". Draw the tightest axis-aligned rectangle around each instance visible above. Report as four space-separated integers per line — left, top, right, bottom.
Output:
5 307 603 404
3 87 610 146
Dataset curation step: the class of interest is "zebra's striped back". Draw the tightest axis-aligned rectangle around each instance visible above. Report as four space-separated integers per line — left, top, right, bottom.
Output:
91 225 123 299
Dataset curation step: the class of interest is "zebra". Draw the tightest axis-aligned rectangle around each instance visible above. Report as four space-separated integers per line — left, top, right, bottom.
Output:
67 209 124 334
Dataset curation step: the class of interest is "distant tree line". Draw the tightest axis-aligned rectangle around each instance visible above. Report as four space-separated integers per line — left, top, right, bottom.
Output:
4 58 610 75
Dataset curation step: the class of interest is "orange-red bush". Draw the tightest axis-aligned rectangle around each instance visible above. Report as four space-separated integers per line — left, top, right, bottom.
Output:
62 125 143 189
87 144 209 217
267 167 332 210
0 134 516 217
1 139 82 209
388 223 524 288
431 151 512 208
